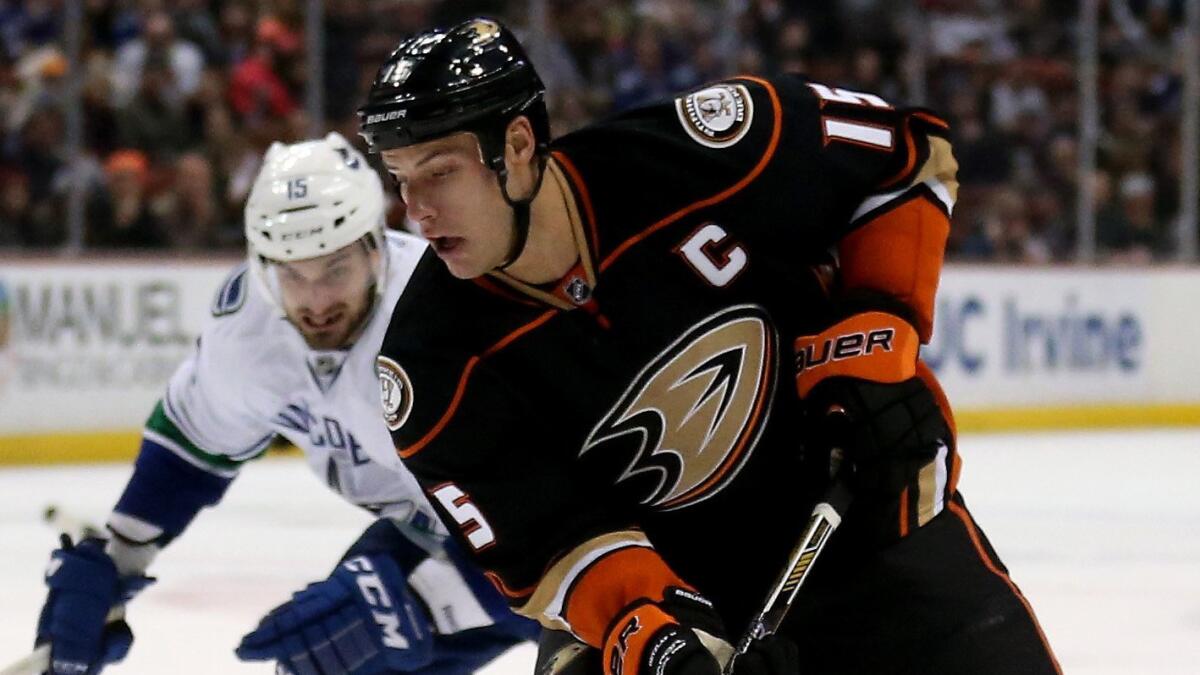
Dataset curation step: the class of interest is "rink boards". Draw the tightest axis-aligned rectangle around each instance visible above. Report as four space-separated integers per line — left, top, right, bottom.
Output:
1 259 1198 463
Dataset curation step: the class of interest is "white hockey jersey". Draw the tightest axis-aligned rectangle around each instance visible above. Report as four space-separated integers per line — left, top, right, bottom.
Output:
104 231 515 635
138 231 443 533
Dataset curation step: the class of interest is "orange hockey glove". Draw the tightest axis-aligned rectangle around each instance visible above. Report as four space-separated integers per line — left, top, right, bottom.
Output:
602 588 797 675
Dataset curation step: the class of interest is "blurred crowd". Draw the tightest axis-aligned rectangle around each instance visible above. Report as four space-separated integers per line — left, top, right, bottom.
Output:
0 0 1193 263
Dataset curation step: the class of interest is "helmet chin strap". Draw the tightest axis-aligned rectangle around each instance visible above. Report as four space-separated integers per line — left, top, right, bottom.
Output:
494 153 548 270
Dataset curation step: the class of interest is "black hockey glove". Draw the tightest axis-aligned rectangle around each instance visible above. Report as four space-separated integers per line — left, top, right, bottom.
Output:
804 375 950 496
602 587 798 675
794 309 954 545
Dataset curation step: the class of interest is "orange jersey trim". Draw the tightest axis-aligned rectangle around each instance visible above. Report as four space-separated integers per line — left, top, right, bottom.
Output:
913 110 950 130
916 360 957 443
878 110 949 190
398 309 557 458
553 151 601 253
472 275 542 306
948 500 1063 674
837 194 950 341
564 546 691 648
485 569 538 601
793 312 920 398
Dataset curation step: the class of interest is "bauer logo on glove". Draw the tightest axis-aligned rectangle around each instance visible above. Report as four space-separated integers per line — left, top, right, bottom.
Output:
793 311 919 397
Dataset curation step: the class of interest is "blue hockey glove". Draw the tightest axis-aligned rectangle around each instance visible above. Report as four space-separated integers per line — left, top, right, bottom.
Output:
236 518 537 674
35 535 155 675
235 550 432 674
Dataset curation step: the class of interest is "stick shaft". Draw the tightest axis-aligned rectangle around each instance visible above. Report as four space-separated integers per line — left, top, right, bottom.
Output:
723 481 852 675
0 646 49 675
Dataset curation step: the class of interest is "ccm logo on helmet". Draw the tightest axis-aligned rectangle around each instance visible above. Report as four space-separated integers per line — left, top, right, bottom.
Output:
279 226 325 242
342 555 411 649
795 328 895 372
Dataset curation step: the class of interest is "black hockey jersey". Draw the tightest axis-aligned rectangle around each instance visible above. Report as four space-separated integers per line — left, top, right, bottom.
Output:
377 74 960 646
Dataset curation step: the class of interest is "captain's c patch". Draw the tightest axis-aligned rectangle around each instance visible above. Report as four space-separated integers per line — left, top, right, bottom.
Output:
377 355 414 431
675 83 754 149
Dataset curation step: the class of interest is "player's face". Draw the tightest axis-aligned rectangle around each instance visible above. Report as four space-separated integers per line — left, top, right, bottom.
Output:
381 133 514 278
274 243 379 349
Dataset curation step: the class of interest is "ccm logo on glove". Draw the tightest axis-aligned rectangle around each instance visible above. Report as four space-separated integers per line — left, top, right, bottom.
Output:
343 555 411 649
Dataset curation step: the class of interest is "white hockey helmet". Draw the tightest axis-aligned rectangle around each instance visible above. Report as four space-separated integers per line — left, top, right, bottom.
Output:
244 132 390 316
244 131 385 262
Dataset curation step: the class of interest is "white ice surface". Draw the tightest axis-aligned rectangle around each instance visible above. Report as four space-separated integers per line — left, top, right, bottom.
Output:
2 429 1198 674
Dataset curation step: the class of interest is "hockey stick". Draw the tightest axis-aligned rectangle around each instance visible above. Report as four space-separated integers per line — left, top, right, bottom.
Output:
0 507 119 675
0 608 124 675
42 504 105 541
723 477 853 675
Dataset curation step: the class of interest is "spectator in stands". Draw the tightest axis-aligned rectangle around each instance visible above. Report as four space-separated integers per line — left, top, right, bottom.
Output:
215 2 255 67
111 9 204 107
1100 171 1166 263
978 186 1054 263
117 54 192 163
0 0 1193 259
772 14 813 75
0 166 32 245
172 0 225 67
81 52 120 158
227 16 298 126
0 0 60 63
86 149 166 249
163 151 223 249
7 108 66 246
611 19 698 110
1027 186 1073 259
4 45 68 135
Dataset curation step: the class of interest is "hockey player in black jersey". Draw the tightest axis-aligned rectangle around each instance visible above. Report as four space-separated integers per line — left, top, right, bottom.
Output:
359 17 1061 675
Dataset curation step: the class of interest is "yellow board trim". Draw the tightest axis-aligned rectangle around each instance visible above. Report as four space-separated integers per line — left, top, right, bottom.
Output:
1 404 1199 466
955 404 1200 432
0 432 144 465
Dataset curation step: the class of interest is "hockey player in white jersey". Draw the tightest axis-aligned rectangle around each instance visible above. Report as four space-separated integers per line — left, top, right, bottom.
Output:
33 133 538 674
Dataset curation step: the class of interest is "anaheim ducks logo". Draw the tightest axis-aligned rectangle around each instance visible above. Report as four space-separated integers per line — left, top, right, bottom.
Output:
466 18 501 45
581 305 776 511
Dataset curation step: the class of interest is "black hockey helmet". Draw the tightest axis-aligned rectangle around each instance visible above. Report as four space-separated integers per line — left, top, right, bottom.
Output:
358 17 550 268
357 17 549 172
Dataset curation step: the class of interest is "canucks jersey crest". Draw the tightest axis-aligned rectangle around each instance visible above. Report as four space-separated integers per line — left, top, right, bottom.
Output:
581 305 777 511
211 263 249 317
